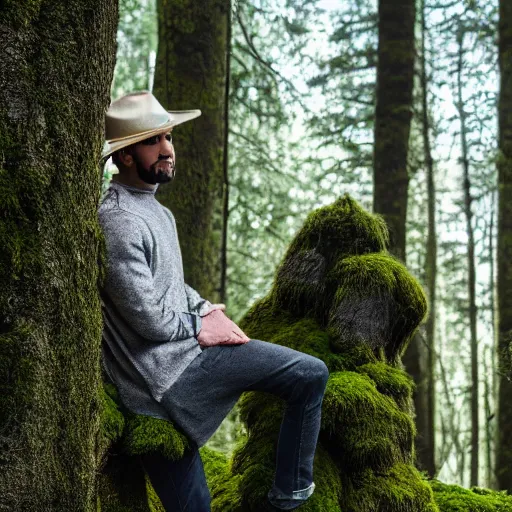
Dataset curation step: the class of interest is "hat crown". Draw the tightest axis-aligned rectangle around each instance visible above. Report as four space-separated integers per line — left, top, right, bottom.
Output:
105 91 170 141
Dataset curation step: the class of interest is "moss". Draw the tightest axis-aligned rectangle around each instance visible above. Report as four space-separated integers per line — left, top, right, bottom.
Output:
343 463 439 512
430 479 512 511
321 371 415 471
283 195 389 262
122 412 190 462
99 384 125 446
270 195 390 319
328 253 428 362
357 362 415 411
240 299 377 373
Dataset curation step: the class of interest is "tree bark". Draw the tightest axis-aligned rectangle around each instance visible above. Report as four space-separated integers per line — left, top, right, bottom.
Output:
372 0 415 262
0 2 117 510
456 28 479 488
412 0 437 478
373 0 424 477
153 0 230 303
497 0 512 493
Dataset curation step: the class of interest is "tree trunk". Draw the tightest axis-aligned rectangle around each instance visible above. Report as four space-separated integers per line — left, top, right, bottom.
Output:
0 2 117 510
456 28 479 488
153 0 230 303
372 0 415 262
220 3 232 304
413 0 437 478
497 0 512 493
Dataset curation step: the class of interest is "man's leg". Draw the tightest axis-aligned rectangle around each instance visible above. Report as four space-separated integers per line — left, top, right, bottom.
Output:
139 443 211 512
246 345 329 510
161 340 329 511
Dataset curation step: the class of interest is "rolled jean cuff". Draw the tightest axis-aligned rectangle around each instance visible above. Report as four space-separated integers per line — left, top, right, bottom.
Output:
268 482 316 503
292 482 315 500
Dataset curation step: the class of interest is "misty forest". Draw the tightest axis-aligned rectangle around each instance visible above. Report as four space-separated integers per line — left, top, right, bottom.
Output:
2 0 512 510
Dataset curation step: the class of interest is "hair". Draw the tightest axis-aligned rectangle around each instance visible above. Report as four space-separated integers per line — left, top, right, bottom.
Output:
112 146 134 172
112 150 123 170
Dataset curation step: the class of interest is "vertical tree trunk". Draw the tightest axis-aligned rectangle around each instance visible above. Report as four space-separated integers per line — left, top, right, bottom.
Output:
484 348 493 488
220 4 232 304
497 0 512 493
456 28 479 487
0 2 117 510
489 194 498 489
415 0 437 477
153 0 230 302
372 0 416 262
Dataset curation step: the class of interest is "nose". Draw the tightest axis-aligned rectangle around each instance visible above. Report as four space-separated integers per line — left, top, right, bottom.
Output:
160 135 174 158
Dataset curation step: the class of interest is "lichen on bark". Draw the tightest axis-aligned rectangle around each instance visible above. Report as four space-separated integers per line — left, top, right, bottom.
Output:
0 2 117 509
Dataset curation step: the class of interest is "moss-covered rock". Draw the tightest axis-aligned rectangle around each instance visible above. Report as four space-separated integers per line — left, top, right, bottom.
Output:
207 194 433 510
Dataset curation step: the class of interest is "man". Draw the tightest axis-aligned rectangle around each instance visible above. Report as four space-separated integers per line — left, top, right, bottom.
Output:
99 91 329 511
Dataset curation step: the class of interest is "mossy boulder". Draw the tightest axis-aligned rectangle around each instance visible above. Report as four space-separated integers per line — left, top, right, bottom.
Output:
98 195 512 511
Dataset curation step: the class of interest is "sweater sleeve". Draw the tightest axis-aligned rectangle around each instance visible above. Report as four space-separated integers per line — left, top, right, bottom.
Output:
100 210 201 342
184 284 212 316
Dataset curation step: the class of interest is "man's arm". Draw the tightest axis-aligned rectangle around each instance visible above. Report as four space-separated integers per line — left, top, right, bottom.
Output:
100 210 201 342
184 284 212 316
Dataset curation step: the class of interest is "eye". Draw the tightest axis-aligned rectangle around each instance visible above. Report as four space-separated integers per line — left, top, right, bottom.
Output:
140 135 160 145
165 133 173 143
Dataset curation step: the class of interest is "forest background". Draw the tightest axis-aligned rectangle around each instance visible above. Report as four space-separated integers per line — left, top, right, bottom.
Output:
105 0 505 491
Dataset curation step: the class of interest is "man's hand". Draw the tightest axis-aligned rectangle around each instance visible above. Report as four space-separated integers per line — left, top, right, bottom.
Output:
197 309 250 347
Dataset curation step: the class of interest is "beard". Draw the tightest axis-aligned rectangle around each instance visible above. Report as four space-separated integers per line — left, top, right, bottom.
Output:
134 155 176 185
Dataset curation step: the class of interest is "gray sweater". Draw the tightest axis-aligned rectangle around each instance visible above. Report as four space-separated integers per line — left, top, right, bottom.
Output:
98 180 210 419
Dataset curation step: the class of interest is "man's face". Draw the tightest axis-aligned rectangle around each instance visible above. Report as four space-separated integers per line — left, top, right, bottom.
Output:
131 130 175 185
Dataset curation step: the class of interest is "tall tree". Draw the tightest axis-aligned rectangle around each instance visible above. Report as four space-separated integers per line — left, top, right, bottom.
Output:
0 2 117 509
372 0 416 262
455 27 479 486
153 0 230 302
497 0 512 493
418 0 437 478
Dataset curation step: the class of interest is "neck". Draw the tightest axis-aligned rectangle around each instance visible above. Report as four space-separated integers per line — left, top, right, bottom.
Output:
112 173 157 192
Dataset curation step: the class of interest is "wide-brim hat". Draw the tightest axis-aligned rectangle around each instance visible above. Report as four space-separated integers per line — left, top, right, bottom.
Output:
101 91 201 160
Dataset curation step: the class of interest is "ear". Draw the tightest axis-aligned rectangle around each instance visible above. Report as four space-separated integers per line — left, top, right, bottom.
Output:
119 149 134 167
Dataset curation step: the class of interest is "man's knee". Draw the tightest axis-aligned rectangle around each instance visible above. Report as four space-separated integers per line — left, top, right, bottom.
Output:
298 356 329 390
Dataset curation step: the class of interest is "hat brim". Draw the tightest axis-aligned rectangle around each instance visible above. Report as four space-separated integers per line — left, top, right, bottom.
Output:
101 109 201 160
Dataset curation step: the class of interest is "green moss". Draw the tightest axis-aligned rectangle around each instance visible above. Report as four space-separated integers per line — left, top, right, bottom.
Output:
430 479 512 511
240 299 377 372
328 253 428 362
284 194 389 261
201 446 244 512
357 362 415 410
99 384 125 446
343 463 439 512
122 412 190 461
321 372 415 471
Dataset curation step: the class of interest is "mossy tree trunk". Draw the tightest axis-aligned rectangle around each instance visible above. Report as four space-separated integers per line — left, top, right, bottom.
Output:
373 0 422 478
153 0 230 303
497 0 512 493
372 0 415 262
0 2 117 510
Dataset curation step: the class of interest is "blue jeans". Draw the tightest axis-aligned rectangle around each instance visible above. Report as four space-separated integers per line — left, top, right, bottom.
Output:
139 444 211 511
144 339 329 511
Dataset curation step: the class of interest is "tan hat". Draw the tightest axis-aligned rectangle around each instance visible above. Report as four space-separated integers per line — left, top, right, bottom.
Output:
101 91 201 159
